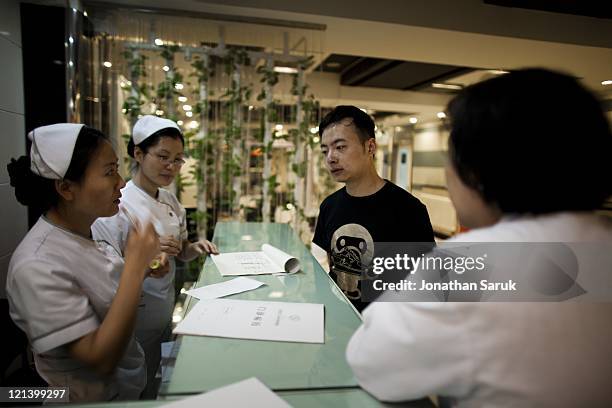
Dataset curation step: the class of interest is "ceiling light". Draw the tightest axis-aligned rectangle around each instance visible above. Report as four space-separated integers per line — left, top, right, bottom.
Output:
178 96 188 102
602 80 612 86
188 120 199 129
182 104 192 111
248 105 254 110
177 120 184 126
488 69 509 75
155 109 164 116
154 38 164 46
431 83 462 90
83 11 88 17
395 126 402 132
275 124 283 131
103 61 112 68
175 83 184 90
409 117 418 124
162 65 170 72
437 112 447 119
310 126 318 134
186 111 193 118
273 66 298 74
312 136 320 143
68 36 74 44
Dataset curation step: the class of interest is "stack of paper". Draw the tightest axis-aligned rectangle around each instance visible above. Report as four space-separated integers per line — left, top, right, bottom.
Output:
173 299 325 344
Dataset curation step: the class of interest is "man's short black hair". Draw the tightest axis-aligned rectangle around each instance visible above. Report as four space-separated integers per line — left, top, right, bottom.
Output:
447 68 612 214
319 105 376 143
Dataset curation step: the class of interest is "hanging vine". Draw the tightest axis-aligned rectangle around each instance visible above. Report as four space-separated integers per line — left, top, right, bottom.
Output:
256 58 279 222
188 53 216 238
220 47 252 217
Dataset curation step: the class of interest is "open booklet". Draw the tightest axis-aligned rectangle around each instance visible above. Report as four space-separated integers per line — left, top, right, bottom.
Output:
211 244 300 276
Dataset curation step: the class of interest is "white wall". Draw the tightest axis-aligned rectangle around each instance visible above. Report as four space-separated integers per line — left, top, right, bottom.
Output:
0 0 27 298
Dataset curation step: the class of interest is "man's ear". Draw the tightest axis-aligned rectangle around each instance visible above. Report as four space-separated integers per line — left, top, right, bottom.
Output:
367 138 377 157
55 179 76 201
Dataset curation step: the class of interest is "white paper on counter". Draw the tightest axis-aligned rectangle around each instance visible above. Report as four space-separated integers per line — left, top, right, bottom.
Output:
173 298 324 344
185 277 266 300
160 377 292 408
211 244 300 276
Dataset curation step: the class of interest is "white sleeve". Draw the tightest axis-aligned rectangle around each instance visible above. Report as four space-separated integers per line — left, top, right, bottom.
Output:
8 259 100 354
92 211 131 255
346 302 475 401
179 204 188 241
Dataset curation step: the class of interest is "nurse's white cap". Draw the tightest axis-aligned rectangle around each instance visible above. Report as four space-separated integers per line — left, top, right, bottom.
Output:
28 123 85 179
132 115 181 145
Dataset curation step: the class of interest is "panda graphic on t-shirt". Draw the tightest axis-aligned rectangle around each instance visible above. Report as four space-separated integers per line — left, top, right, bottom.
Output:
330 223 374 300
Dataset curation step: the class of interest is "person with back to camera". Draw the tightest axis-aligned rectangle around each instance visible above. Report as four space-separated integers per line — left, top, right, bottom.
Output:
92 115 218 398
345 69 612 407
6 124 159 402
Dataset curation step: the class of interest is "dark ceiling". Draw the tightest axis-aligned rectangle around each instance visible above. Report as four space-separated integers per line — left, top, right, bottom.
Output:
314 54 473 93
484 0 612 19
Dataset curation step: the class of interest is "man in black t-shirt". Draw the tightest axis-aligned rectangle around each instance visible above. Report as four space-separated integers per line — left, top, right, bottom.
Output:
312 106 434 311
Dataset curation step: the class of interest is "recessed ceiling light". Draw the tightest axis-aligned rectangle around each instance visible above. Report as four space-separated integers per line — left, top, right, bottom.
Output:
103 61 112 68
437 112 447 119
273 66 298 74
154 38 164 46
431 83 462 90
409 117 418 124
602 80 612 86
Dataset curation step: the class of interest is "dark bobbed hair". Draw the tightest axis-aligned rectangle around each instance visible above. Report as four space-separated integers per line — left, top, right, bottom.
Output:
318 105 376 143
447 68 612 214
127 127 184 158
7 126 109 214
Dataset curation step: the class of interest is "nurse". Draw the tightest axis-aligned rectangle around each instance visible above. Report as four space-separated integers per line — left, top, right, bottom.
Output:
346 69 612 406
93 115 218 398
6 124 159 402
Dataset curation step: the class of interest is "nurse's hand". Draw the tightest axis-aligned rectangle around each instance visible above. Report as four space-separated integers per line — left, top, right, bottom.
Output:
125 221 159 278
160 236 181 257
192 239 219 255
149 252 171 279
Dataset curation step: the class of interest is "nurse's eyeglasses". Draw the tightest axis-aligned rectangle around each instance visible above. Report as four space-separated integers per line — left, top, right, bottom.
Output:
147 152 186 167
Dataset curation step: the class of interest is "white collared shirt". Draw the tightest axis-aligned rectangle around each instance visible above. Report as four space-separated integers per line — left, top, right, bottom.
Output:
93 180 188 299
7 217 145 402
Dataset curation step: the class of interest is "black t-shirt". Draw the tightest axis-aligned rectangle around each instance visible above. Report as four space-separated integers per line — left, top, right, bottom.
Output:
313 180 434 311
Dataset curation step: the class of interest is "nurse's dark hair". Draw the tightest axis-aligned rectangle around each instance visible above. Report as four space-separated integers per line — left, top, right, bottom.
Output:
447 68 612 214
7 126 109 213
318 105 375 144
127 127 184 158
